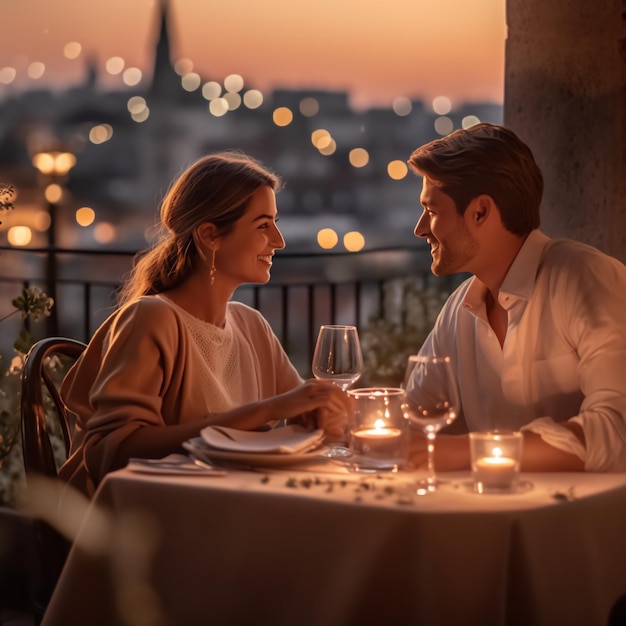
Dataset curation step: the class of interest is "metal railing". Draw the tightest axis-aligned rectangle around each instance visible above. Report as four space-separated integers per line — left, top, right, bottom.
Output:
0 244 459 375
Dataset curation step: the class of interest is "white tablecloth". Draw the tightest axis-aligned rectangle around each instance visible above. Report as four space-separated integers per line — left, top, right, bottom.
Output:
42 465 626 626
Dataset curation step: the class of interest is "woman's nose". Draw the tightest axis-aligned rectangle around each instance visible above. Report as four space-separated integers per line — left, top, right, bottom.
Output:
273 225 286 249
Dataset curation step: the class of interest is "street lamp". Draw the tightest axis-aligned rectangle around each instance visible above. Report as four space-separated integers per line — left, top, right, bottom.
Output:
32 150 76 335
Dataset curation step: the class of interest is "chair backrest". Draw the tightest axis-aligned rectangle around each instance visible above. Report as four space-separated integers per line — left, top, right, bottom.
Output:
20 336 86 480
19 336 87 621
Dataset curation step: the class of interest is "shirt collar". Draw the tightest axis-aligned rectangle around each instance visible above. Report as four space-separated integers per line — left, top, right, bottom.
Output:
463 229 551 314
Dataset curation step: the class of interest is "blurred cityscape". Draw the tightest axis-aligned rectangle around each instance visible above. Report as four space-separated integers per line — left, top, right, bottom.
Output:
0 1 502 371
0 0 502 256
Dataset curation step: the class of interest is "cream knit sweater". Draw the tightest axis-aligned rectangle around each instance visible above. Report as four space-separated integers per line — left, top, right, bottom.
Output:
59 295 302 496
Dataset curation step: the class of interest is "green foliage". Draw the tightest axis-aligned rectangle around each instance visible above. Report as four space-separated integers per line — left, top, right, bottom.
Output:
0 183 15 224
360 277 449 387
0 287 57 505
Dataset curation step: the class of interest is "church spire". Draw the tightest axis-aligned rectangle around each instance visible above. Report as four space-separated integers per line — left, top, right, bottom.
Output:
149 0 180 99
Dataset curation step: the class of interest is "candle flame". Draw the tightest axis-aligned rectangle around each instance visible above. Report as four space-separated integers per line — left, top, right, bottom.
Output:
492 447 502 458
374 419 386 430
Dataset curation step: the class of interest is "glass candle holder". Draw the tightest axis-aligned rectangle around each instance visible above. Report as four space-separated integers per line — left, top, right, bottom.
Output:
469 431 523 493
347 387 408 472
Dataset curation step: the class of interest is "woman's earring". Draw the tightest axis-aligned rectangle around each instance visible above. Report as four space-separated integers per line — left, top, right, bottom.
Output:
210 249 216 286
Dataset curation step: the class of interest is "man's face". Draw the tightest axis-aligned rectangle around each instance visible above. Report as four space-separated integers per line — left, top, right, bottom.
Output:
414 176 479 276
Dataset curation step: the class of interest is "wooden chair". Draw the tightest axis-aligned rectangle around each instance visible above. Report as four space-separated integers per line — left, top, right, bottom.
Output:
20 336 87 623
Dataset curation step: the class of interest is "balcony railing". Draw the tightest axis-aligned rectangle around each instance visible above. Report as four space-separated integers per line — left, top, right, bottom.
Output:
0 244 461 375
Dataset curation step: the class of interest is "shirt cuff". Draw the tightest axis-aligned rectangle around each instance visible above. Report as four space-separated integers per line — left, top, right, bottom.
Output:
520 417 587 462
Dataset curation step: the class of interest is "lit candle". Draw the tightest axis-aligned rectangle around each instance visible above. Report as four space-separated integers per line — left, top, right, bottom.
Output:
474 446 517 488
352 419 403 457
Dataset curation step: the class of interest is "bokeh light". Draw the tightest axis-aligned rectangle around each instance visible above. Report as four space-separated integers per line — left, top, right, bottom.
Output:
462 115 481 129
392 97 412 116
89 124 113 144
387 160 409 179
126 96 150 123
105 57 124 75
63 42 82 59
0 67 16 84
311 129 332 149
174 58 193 75
349 148 369 168
344 231 365 252
209 98 229 117
224 74 244 92
122 68 142 86
127 96 147 114
76 207 95 227
7 226 32 247
318 139 337 156
224 91 242 110
182 73 201 91
317 228 338 249
45 184 63 204
33 211 51 231
93 222 116 244
434 116 454 135
299 97 319 117
243 89 263 109
432 96 452 115
273 107 293 127
27 62 45 80
201 81 222 100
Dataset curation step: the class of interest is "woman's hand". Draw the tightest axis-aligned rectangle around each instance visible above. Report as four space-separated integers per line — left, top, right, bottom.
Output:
277 379 352 436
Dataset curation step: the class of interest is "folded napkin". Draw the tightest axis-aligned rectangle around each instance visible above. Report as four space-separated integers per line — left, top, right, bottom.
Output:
127 454 226 475
200 424 325 454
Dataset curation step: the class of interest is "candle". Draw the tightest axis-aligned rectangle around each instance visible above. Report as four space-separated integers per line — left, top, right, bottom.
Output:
348 388 408 471
469 432 523 493
352 420 403 460
473 447 517 488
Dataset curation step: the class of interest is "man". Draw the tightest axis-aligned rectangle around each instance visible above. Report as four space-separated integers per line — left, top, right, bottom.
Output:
407 123 626 472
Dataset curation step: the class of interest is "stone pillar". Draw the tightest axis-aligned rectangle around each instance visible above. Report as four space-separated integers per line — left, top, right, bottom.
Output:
504 0 626 262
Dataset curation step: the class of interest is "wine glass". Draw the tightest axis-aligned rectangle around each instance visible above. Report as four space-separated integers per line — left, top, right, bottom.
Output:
312 325 363 454
312 325 363 391
402 354 460 493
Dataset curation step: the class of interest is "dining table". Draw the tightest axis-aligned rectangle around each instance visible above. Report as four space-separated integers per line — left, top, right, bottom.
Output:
41 455 626 626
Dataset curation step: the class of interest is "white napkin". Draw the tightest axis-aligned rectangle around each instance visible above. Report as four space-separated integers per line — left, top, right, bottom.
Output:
200 424 325 454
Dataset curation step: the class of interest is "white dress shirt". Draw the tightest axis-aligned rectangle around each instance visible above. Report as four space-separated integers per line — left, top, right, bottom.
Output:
419 229 626 471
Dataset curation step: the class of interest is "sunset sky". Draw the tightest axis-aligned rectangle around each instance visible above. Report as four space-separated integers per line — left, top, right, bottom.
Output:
0 0 506 110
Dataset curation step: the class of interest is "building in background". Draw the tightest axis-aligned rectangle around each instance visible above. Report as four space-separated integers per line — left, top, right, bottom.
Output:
0 0 502 254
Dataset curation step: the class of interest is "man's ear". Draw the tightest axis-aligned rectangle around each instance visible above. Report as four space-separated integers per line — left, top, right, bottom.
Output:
472 194 494 226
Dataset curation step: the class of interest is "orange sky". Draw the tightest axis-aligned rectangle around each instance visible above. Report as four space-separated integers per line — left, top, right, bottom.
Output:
0 0 506 110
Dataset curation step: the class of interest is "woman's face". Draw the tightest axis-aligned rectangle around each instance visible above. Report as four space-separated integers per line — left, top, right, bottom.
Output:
214 185 285 286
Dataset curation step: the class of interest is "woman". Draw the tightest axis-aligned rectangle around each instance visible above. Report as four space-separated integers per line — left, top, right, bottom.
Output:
59 152 350 497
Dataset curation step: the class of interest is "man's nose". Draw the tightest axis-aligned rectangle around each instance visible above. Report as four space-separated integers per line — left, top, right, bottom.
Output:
414 211 429 238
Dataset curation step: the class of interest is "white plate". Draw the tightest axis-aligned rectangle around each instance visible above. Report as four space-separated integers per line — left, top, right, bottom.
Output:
183 437 328 468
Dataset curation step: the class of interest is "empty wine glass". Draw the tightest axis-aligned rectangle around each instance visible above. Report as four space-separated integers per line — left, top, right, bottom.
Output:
402 354 460 493
312 325 363 391
312 325 363 455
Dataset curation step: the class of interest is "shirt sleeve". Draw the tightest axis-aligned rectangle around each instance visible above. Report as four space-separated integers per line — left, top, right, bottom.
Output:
523 249 626 471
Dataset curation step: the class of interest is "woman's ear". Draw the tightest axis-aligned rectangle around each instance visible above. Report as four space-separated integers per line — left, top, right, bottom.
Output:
195 223 220 251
